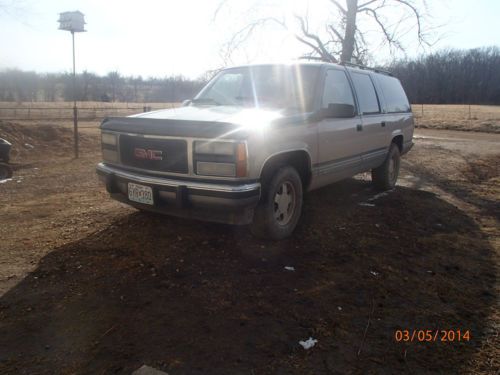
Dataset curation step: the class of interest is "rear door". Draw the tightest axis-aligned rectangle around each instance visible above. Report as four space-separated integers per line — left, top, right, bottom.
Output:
316 68 363 177
348 71 388 166
373 73 414 149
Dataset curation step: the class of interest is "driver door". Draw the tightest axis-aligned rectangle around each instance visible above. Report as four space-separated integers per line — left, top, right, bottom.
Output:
316 68 363 180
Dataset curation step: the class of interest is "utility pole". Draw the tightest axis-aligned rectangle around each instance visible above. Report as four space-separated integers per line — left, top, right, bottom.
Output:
72 31 78 158
58 11 86 159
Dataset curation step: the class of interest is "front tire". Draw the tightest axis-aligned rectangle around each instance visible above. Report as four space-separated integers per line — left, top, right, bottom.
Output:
371 143 400 190
251 166 303 240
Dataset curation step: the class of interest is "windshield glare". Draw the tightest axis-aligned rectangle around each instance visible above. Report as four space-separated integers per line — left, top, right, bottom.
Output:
195 65 319 111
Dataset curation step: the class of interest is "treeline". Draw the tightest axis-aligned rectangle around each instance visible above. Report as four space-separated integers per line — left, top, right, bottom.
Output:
388 47 500 105
1 47 499 104
0 70 206 103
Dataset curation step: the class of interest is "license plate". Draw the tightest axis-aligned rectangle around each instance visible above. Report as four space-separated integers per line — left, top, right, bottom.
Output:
128 182 154 205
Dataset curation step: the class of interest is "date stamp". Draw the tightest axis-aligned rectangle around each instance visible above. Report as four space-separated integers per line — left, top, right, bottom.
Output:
394 329 471 343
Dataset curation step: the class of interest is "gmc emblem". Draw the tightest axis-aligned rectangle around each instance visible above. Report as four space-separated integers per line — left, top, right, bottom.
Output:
134 148 163 161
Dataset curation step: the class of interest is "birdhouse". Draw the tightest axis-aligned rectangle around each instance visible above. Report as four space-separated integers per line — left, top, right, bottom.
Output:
58 11 86 32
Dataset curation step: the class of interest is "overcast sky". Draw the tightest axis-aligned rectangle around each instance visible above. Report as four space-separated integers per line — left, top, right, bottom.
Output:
1 0 499 78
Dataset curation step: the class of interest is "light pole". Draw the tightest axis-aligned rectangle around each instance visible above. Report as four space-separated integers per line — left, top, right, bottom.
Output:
58 11 86 159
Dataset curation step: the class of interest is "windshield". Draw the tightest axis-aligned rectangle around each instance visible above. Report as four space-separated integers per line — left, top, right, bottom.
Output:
194 65 320 111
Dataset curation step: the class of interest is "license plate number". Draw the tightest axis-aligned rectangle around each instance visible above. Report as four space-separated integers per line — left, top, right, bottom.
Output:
128 183 154 205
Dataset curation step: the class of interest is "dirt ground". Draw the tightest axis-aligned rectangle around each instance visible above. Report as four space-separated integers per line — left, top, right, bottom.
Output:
0 120 499 374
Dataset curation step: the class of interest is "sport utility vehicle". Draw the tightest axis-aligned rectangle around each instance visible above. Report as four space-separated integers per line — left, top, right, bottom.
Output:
97 62 414 239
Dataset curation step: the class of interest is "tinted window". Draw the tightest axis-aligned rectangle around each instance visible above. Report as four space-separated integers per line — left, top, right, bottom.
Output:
377 75 411 113
321 70 355 108
350 72 380 114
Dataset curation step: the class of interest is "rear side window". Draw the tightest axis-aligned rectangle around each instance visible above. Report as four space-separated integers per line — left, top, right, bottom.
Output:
321 69 355 108
377 75 411 113
350 72 380 114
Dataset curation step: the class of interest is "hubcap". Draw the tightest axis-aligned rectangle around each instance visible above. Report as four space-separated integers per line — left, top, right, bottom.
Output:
273 181 296 226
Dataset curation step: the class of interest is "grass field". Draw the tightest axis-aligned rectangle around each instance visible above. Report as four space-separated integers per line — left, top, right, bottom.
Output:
0 102 499 133
412 104 500 133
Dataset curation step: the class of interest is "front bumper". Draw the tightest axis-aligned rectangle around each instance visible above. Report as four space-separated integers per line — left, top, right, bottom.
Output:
96 163 261 225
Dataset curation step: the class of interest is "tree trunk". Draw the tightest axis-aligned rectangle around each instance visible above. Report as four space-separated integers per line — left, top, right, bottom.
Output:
341 0 358 63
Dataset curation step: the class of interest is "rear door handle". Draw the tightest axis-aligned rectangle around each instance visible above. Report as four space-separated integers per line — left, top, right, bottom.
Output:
381 121 386 127
356 124 363 131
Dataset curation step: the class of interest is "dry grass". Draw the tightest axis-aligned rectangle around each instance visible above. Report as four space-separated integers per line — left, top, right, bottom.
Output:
412 104 500 133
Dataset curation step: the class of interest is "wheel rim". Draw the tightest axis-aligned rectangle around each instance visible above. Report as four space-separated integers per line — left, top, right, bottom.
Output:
273 181 296 226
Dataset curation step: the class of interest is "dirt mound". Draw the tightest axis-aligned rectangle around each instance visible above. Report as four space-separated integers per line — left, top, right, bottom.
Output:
0 120 97 162
465 155 500 182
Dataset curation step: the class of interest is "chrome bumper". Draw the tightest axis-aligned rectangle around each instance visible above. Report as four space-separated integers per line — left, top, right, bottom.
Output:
96 163 261 225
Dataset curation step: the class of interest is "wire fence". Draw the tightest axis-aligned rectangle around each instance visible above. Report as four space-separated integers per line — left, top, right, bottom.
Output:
0 103 179 121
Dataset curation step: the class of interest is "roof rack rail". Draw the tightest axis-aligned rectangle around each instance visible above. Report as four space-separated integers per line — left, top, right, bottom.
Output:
339 61 392 76
298 55 337 63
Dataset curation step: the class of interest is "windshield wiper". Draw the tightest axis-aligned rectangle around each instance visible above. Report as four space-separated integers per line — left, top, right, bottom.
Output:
191 98 221 106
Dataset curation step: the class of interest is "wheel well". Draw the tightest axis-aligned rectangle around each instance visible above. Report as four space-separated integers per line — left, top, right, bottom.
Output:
260 151 312 190
392 135 403 152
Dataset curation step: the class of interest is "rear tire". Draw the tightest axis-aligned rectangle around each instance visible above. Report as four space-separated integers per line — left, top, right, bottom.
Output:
251 166 303 240
371 143 400 190
0 163 13 180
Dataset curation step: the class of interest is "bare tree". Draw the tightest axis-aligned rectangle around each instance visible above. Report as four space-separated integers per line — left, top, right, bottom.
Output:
216 0 436 64
106 71 121 102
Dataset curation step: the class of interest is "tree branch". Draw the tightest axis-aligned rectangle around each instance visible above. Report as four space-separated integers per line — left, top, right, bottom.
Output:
295 15 338 62
363 7 403 51
357 0 378 10
391 0 426 44
328 25 344 42
330 0 347 14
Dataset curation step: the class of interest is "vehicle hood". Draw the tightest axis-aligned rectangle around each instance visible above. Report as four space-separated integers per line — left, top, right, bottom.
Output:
101 105 313 139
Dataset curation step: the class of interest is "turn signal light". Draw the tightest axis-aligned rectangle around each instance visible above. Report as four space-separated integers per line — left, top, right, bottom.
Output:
236 143 247 177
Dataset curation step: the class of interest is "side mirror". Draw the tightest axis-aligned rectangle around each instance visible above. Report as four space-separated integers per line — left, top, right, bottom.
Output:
320 103 356 119
181 99 192 107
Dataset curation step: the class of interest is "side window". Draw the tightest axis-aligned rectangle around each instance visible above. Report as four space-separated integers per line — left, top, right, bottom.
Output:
350 72 380 114
377 75 411 113
321 70 355 108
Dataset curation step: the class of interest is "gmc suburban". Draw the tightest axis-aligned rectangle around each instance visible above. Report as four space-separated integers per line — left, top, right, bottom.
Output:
97 62 414 239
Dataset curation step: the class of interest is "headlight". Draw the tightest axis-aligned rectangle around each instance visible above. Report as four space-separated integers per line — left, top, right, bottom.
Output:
101 132 117 146
196 162 236 177
194 141 247 177
194 141 234 155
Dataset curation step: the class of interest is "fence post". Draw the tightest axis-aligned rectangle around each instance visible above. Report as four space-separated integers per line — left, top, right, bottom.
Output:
421 103 424 117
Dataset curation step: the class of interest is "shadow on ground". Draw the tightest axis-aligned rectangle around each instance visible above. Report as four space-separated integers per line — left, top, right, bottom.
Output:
0 179 496 374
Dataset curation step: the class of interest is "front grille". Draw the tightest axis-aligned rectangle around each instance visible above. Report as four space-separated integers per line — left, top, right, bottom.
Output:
119 135 188 174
